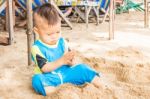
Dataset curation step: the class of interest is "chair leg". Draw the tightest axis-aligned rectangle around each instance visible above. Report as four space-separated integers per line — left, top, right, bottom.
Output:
15 0 26 11
74 7 86 22
85 6 92 28
85 6 88 28
51 0 73 29
96 7 99 25
93 7 99 25
102 7 109 23
0 1 7 13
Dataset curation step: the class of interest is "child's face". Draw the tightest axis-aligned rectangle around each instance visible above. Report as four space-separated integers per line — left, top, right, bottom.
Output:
34 16 61 45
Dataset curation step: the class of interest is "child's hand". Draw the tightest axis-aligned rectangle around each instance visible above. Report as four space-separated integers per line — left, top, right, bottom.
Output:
61 51 76 66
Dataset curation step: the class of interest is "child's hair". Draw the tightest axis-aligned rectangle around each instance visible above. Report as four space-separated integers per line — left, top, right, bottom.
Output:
34 3 60 26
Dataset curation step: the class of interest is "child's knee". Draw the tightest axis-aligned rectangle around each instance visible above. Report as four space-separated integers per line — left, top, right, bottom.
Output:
32 74 46 96
76 63 86 68
32 74 41 85
32 74 42 90
76 64 91 72
75 64 99 82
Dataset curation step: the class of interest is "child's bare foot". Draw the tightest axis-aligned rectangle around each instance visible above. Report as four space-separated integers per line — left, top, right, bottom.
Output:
44 86 56 95
91 75 108 90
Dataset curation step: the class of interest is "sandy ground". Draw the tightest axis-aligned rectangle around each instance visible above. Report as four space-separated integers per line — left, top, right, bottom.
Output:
0 11 150 99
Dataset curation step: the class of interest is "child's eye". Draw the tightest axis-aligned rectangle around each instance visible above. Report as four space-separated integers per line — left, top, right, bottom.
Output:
47 33 51 36
46 32 59 36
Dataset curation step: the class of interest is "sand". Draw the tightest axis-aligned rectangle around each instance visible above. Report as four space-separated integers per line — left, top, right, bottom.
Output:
0 11 150 99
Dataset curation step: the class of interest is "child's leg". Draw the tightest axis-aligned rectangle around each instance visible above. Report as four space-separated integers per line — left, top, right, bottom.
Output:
32 73 61 96
91 75 106 89
63 64 101 86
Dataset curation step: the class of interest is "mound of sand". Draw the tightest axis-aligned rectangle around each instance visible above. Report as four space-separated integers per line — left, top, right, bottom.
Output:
1 43 150 99
33 46 150 99
107 46 143 58
80 47 150 99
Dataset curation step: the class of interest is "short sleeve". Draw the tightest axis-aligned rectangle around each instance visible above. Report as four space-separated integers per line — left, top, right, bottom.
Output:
31 45 47 69
63 38 70 53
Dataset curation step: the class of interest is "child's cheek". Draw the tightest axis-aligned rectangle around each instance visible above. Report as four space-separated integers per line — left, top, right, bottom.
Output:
50 34 60 40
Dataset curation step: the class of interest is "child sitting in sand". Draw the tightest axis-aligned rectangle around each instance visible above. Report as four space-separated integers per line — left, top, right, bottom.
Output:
31 3 104 96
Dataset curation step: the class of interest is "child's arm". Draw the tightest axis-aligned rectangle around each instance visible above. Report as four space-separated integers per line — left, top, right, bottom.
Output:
31 45 75 73
41 51 75 72
42 39 76 72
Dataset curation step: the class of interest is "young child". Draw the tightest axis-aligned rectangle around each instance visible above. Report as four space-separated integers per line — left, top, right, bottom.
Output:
31 3 104 96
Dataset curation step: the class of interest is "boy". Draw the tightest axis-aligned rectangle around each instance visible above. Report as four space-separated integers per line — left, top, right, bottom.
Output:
31 3 104 96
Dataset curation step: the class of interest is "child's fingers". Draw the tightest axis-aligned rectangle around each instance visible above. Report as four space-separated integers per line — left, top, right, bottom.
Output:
66 52 74 58
66 60 73 66
64 52 75 62
70 50 76 55
68 50 77 55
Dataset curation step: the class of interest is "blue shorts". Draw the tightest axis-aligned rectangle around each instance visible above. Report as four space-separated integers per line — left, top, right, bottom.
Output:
32 64 100 96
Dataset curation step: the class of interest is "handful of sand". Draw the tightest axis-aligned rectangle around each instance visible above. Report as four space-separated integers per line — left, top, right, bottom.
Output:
69 50 83 66
72 55 83 66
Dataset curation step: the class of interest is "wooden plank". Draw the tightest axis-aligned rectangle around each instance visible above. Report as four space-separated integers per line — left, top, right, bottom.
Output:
0 1 6 13
8 0 14 44
27 0 33 65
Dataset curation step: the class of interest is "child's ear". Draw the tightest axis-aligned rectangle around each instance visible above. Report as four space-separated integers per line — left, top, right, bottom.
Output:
33 27 39 34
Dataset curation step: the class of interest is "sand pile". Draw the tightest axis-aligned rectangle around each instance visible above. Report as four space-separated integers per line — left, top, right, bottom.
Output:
30 46 150 99
46 83 115 99
80 47 150 99
1 40 150 99
107 46 143 58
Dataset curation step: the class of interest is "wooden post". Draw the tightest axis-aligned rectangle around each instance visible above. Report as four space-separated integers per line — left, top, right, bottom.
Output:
13 1 15 27
8 0 14 44
144 0 149 28
6 2 9 31
27 0 33 65
113 0 115 36
109 0 115 40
